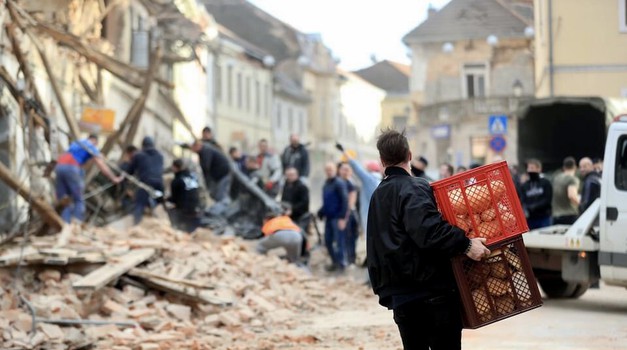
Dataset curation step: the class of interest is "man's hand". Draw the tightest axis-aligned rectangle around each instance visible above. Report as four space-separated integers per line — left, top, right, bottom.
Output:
112 176 124 184
338 218 347 231
466 238 491 261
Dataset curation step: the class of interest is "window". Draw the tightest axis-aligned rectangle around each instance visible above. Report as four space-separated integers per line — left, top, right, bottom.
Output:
215 65 222 101
131 13 149 67
255 80 260 115
615 135 627 190
392 115 408 131
462 63 487 98
298 111 304 134
620 0 627 33
236 73 242 109
245 76 251 111
277 104 282 128
288 107 293 132
265 84 271 118
227 66 233 106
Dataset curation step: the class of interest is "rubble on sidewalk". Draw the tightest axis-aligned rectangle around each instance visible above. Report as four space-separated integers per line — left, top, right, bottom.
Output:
0 219 371 349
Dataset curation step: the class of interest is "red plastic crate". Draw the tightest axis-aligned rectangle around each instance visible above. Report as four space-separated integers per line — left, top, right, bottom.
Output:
431 161 529 245
452 236 542 329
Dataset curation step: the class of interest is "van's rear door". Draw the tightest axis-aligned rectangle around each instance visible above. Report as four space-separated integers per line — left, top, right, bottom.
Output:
600 122 627 284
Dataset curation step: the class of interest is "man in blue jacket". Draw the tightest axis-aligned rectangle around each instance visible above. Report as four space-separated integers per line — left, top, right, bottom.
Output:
127 137 164 224
318 162 349 272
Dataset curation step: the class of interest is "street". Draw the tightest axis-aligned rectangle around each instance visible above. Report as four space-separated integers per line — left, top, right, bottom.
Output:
288 280 627 350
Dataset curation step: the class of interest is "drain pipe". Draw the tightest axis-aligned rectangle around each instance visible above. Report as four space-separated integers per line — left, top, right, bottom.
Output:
548 0 555 97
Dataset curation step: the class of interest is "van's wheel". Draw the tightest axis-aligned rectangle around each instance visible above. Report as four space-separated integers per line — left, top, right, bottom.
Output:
537 271 589 298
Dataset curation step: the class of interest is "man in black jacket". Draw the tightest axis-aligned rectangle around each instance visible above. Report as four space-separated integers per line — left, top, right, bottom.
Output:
127 137 164 225
168 159 201 233
579 157 601 214
281 134 310 182
191 140 231 211
367 129 489 350
521 159 553 229
281 167 309 226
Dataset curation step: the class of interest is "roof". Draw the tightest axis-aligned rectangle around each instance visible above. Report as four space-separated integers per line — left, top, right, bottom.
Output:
202 0 302 62
352 60 410 94
217 24 270 62
274 71 311 103
403 0 530 45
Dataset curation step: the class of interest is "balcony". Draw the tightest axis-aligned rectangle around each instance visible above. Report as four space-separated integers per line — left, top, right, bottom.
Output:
418 96 534 126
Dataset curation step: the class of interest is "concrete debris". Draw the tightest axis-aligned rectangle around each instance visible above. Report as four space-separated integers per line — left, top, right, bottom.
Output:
0 219 368 349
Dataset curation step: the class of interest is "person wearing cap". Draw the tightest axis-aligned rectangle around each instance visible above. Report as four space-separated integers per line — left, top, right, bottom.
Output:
55 134 123 223
127 136 165 224
191 139 232 215
168 158 201 233
410 156 433 181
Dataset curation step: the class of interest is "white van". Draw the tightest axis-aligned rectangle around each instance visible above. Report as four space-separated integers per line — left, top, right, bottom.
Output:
524 116 627 298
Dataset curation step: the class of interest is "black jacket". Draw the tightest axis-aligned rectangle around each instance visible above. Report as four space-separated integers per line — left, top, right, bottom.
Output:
168 170 200 216
127 148 164 187
411 166 433 182
521 176 553 219
579 172 601 214
281 143 310 177
281 179 309 220
197 144 230 184
367 166 470 308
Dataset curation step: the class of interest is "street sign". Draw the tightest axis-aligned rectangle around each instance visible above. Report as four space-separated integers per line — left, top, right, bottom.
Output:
431 124 450 139
488 115 507 135
489 136 507 153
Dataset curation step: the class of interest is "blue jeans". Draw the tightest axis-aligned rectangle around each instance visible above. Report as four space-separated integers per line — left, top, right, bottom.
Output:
133 183 163 225
527 216 552 230
325 218 347 268
55 164 85 223
345 210 359 264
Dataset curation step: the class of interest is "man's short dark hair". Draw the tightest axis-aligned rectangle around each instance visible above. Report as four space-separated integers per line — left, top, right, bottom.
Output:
259 138 268 144
88 134 98 142
125 145 138 154
442 163 454 175
228 146 237 155
563 156 576 169
527 158 542 169
376 129 410 167
172 158 185 170
592 157 603 164
202 126 212 134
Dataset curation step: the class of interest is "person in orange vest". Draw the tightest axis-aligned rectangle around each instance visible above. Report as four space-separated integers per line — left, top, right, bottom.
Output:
256 206 304 264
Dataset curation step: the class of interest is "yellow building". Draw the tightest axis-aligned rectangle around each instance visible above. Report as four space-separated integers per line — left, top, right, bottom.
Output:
534 0 627 98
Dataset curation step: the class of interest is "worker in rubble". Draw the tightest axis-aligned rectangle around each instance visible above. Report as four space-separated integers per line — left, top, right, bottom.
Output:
119 145 138 213
256 139 282 198
127 137 165 225
55 134 123 223
280 167 310 230
168 159 201 233
191 139 231 215
201 126 222 150
367 129 489 350
281 134 310 185
318 162 349 272
256 205 304 264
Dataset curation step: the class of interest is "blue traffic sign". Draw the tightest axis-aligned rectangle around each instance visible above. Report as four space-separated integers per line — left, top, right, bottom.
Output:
488 115 508 135
489 136 507 153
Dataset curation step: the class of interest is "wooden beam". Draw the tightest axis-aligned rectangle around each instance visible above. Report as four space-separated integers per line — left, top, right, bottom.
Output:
34 36 81 140
98 46 161 157
35 23 174 89
72 248 156 290
128 269 233 305
0 161 64 232
79 74 98 103
4 21 45 114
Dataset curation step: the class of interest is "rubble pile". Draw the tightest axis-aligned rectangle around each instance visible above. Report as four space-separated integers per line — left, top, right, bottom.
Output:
0 219 370 349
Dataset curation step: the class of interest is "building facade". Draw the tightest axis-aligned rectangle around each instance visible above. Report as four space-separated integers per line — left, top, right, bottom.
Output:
404 0 535 168
534 0 627 98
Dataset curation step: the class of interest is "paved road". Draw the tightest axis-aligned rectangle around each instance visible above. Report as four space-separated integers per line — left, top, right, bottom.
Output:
302 282 627 349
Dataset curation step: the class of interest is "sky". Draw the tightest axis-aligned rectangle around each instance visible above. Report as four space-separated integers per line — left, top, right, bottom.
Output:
248 0 452 71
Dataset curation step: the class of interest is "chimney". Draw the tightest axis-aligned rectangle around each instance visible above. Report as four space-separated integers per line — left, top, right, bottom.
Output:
428 4 437 18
